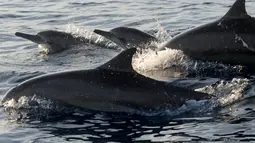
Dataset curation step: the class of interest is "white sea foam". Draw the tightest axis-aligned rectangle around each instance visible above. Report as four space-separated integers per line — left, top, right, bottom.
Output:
196 78 250 107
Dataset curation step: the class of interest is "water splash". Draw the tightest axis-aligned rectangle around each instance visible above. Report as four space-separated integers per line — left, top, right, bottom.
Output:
164 99 214 116
65 23 120 49
196 78 250 107
133 48 187 71
2 94 78 121
3 95 56 111
136 99 214 117
154 18 172 42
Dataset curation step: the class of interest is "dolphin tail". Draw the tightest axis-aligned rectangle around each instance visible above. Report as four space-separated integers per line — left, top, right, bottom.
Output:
94 29 128 49
15 32 45 44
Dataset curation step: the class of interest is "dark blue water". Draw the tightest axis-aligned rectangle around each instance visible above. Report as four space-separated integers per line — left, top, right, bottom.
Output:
1 0 255 142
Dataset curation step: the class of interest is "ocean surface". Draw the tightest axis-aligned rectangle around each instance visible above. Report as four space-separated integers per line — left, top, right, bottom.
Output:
1 0 255 142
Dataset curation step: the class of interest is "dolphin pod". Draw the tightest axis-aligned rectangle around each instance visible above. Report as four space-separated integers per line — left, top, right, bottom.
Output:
160 0 255 70
6 0 254 114
1 48 211 113
15 30 88 54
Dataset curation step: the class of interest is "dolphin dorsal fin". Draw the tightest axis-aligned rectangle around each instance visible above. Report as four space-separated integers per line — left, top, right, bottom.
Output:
223 0 249 18
99 48 137 72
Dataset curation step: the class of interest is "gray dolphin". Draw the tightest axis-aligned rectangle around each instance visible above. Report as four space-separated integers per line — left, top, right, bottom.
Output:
15 30 87 54
1 48 211 113
160 0 255 69
94 27 158 49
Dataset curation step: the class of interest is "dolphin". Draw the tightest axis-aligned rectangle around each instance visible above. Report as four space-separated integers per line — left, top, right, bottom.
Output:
15 30 88 54
160 0 255 70
1 48 211 113
94 27 158 49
